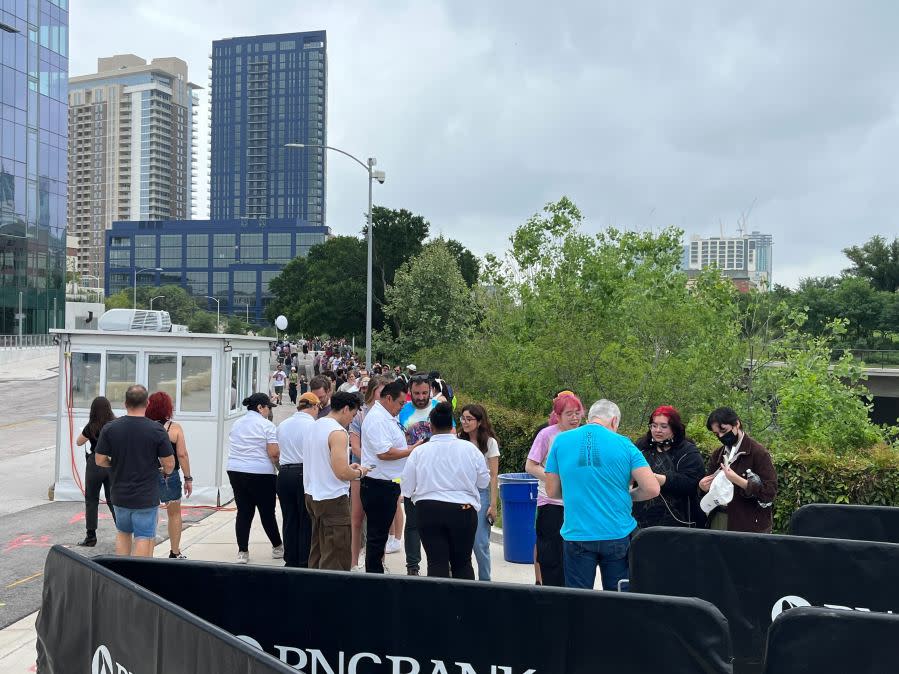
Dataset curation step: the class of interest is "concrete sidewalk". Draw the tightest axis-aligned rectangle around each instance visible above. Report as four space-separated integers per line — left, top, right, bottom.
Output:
0 502 537 673
0 352 58 383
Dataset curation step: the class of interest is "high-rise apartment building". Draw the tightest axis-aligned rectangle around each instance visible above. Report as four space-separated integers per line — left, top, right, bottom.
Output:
684 230 774 290
0 1 69 334
209 31 327 225
68 55 199 279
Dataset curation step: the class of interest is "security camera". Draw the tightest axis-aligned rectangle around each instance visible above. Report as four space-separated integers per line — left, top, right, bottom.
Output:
372 170 386 185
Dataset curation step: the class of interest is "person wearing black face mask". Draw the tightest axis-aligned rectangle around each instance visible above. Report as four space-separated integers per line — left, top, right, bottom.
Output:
633 405 705 529
699 406 778 533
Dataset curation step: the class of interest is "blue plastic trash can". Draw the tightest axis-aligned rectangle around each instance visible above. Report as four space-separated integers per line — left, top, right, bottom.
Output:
498 472 539 563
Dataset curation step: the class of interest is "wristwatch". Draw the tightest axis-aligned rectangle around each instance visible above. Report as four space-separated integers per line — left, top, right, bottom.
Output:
184 476 193 482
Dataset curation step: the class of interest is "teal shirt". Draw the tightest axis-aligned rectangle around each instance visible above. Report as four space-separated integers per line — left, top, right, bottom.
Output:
545 423 648 541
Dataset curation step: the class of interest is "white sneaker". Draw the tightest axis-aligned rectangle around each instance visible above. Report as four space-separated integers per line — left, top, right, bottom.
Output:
236 551 249 564
272 544 284 559
385 536 402 554
351 564 365 573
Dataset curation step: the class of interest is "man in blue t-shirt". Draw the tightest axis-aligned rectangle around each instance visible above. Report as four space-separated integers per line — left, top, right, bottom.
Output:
545 399 659 590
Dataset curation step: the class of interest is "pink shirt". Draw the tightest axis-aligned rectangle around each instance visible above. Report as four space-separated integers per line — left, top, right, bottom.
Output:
528 424 563 507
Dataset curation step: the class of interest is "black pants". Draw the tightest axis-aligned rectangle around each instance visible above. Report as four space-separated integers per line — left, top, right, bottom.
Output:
417 500 477 580
360 477 400 573
536 504 565 587
228 471 283 552
84 453 115 532
277 465 311 567
404 497 422 570
288 383 298 404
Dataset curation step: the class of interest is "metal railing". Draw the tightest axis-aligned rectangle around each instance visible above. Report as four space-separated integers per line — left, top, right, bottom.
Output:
0 334 55 349
832 349 899 369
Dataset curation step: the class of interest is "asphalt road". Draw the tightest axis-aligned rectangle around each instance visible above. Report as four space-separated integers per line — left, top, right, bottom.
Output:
0 377 214 630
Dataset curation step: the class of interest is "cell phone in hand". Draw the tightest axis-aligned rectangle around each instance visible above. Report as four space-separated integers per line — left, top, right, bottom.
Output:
486 513 496 526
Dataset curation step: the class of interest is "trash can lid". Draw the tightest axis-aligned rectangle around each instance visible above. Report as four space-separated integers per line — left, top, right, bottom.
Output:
498 472 538 483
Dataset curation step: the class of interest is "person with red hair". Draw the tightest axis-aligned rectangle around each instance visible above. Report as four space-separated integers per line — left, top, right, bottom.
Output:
146 391 193 558
525 392 584 586
633 405 705 529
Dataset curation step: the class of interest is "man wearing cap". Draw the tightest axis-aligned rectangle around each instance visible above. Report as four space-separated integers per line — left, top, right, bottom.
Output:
276 391 321 568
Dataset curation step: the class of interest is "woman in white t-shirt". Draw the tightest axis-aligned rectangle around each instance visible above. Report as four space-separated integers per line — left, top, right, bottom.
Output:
458 403 501 581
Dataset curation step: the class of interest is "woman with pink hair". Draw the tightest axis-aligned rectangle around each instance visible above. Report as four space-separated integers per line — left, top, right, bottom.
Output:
525 392 584 586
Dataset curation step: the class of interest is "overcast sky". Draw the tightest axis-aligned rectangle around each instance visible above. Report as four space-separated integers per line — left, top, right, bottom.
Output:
70 1 899 288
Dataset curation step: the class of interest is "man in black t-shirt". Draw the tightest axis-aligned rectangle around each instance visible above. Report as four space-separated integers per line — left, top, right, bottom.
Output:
95 385 174 557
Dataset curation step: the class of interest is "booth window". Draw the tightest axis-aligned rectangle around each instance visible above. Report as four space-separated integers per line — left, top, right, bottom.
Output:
230 357 239 411
147 354 177 402
181 356 212 412
70 352 101 408
106 353 136 408
251 356 259 394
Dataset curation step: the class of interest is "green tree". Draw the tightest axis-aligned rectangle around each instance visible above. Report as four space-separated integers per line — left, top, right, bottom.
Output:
188 311 217 334
843 235 899 292
104 284 203 325
266 236 367 338
225 315 248 335
832 276 886 346
375 240 474 361
435 236 479 287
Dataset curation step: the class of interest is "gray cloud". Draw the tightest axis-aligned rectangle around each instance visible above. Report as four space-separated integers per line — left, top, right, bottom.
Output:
70 1 899 287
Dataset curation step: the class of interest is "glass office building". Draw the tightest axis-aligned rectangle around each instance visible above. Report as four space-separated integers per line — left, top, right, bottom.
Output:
104 218 330 324
209 31 326 225
0 0 68 334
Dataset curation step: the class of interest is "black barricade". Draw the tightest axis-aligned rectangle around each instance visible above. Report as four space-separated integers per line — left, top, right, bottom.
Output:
790 503 899 543
763 607 899 674
630 528 899 674
96 554 734 673
35 546 295 674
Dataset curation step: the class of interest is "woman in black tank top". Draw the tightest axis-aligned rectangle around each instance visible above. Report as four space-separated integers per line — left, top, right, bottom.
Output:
75 396 116 547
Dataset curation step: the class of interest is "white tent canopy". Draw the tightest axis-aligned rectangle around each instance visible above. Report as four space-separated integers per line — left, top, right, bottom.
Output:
51 329 273 507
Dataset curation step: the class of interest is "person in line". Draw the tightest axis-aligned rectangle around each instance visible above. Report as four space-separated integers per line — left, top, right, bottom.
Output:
525 392 585 587
458 404 500 581
76 396 117 547
338 370 359 393
146 391 193 559
309 375 333 418
303 392 368 571
398 375 440 574
402 402 490 579
270 367 287 406
360 380 423 574
276 392 320 568
348 376 387 569
699 407 777 533
544 399 659 590
227 393 284 564
633 405 705 529
288 367 299 405
94 385 175 558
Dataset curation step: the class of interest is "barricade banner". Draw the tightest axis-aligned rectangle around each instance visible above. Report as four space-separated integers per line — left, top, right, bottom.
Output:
630 528 899 674
96 554 734 673
763 606 899 674
789 503 899 543
35 546 295 674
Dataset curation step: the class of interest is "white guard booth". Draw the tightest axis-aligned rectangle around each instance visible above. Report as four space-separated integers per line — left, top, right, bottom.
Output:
51 329 274 506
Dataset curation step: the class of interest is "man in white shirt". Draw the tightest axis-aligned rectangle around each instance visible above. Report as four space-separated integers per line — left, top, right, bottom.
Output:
360 380 423 574
276 392 320 568
302 391 368 571
402 402 490 579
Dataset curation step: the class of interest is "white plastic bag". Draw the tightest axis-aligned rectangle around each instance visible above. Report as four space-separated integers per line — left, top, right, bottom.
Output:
700 469 734 514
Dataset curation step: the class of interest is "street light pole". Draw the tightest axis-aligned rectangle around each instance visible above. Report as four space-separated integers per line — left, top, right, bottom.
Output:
150 295 165 311
205 296 220 333
133 267 163 309
284 143 384 369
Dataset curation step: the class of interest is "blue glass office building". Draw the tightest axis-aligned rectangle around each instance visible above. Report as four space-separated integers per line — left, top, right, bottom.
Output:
210 31 326 225
0 0 68 334
104 218 330 324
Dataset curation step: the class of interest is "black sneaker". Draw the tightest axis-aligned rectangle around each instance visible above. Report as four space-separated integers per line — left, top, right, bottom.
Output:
407 567 420 576
169 551 187 559
78 535 97 547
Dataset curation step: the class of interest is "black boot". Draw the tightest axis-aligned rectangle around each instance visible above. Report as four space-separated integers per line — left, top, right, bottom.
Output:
78 530 97 547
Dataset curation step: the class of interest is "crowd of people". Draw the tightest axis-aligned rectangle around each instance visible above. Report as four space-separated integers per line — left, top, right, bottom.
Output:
79 340 777 591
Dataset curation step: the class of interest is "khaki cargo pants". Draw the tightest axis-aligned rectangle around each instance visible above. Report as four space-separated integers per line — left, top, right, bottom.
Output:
305 494 351 571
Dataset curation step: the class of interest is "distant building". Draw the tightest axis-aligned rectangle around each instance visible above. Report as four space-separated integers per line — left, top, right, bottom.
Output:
68 55 200 280
210 31 327 225
104 218 330 323
0 1 68 334
684 231 773 290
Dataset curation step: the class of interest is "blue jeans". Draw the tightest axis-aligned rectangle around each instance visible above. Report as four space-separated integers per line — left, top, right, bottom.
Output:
474 488 491 581
113 506 159 540
563 536 630 590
